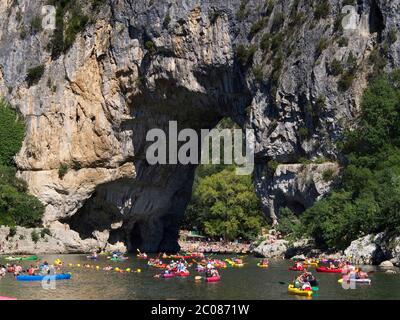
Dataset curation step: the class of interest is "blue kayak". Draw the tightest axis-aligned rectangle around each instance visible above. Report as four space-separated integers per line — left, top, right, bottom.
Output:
16 273 71 282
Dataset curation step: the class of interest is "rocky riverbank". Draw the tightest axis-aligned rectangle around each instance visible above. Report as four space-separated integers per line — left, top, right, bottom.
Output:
0 225 126 255
252 232 400 267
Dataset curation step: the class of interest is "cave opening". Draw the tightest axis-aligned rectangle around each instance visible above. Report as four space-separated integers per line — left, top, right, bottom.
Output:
61 52 253 252
369 0 385 40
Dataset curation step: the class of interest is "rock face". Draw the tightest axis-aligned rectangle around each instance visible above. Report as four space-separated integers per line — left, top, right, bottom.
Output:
344 234 387 265
255 162 340 224
0 0 400 252
0 225 125 254
253 239 288 259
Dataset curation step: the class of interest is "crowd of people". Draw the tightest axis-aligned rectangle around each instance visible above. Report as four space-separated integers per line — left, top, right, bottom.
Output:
179 240 250 254
0 261 56 278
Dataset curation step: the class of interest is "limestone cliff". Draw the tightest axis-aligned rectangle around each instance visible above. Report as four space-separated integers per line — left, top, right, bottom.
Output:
0 0 399 252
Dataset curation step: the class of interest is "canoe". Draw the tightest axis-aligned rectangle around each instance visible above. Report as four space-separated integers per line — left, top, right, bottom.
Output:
5 255 38 261
16 273 71 282
288 284 313 297
257 263 269 268
206 276 221 282
175 271 190 277
316 266 342 273
0 296 17 300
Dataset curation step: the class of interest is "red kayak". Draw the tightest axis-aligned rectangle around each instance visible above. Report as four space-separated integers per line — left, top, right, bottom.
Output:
316 266 342 273
162 273 175 278
289 266 304 271
206 276 221 283
0 296 17 300
175 271 190 277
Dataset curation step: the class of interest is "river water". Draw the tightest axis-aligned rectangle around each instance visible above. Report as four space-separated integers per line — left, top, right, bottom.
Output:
1 254 399 300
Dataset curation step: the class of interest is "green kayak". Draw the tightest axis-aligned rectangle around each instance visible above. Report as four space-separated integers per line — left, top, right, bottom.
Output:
5 255 38 261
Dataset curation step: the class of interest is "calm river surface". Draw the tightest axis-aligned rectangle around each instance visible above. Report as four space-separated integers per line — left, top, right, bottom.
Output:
1 254 399 300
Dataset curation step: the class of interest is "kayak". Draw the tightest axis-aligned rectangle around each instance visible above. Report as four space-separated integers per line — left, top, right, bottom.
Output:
154 264 168 269
0 296 17 300
175 271 190 277
289 266 304 271
5 255 38 261
316 266 342 273
257 263 269 268
86 256 98 260
338 277 371 284
303 261 319 266
288 284 313 297
233 263 244 268
162 273 175 279
16 273 71 282
205 276 221 282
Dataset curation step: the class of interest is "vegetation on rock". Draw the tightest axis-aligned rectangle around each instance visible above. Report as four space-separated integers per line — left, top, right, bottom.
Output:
281 71 400 250
0 100 44 227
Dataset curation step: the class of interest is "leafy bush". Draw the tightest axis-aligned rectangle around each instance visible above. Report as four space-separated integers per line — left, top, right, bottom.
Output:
41 228 52 238
249 18 268 37
330 59 344 76
236 44 257 66
314 0 330 20
58 163 69 179
338 72 354 91
0 100 25 166
30 16 42 33
8 226 17 238
31 230 40 243
252 65 264 81
184 167 266 241
315 38 328 57
322 169 335 182
236 0 250 21
144 40 156 54
26 65 45 87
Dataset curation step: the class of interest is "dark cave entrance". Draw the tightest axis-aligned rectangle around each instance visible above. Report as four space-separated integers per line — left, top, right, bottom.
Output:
130 223 143 251
369 0 385 39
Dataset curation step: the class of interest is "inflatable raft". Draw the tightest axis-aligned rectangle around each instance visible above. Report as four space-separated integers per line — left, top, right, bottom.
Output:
16 273 71 282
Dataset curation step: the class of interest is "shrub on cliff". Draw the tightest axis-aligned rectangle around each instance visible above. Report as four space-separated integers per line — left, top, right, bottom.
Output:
0 100 25 166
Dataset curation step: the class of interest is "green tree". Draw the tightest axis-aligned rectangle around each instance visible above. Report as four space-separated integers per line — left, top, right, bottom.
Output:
185 167 265 241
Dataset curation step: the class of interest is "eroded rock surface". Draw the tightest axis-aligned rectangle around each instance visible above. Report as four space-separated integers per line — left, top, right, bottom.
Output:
1 0 400 252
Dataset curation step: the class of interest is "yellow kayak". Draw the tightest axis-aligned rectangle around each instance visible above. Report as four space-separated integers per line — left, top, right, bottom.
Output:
288 284 313 297
257 263 269 268
303 261 319 266
233 263 244 268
